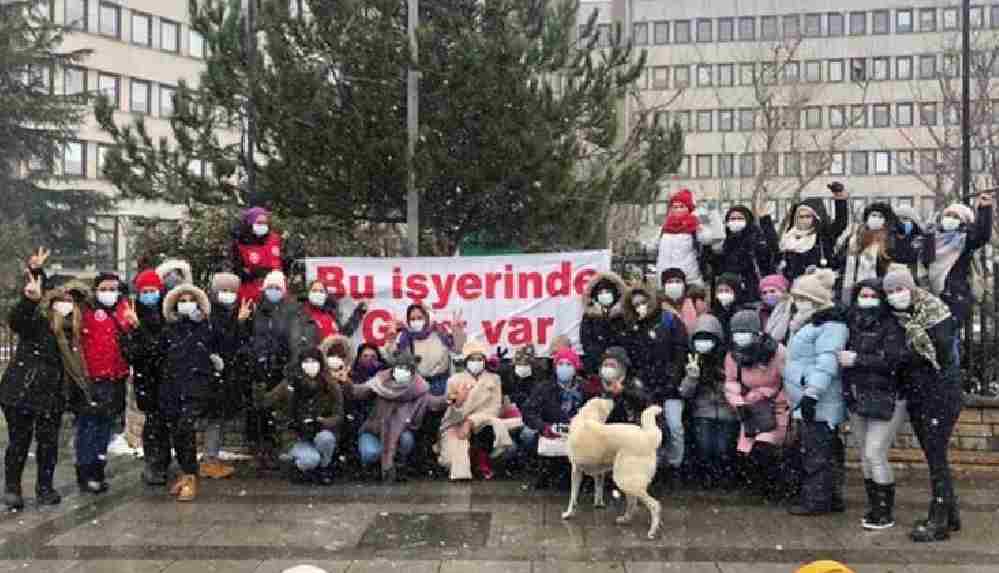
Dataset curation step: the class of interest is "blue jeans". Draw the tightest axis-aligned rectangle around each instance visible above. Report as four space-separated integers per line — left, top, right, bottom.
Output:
289 430 337 471
75 413 113 467
359 431 415 466
658 399 685 468
692 418 740 465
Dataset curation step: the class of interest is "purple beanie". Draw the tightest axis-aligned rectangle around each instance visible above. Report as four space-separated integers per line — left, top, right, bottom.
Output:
243 207 269 227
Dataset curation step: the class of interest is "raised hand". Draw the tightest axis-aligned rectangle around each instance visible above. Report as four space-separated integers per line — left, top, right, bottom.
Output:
977 192 994 208
238 298 255 322
23 271 42 301
122 299 140 327
27 247 51 270
452 309 465 333
685 354 700 379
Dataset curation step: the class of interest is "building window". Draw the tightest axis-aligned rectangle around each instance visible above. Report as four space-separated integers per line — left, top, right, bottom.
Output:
696 19 712 42
828 12 845 36
830 152 845 175
896 102 914 126
651 66 669 89
96 144 111 177
697 64 712 86
781 107 800 129
804 13 822 37
160 85 176 117
920 150 938 173
804 60 822 82
872 10 890 34
739 108 755 130
920 8 937 31
896 56 913 80
696 110 712 131
719 154 734 177
674 65 690 88
829 59 845 82
718 63 734 86
160 19 180 52
98 2 120 38
919 55 937 79
65 0 87 30
634 69 648 90
696 155 712 178
897 9 913 32
993 101 999 123
945 104 960 125
674 110 690 131
992 5 999 28
874 151 891 175
98 73 119 107
872 57 890 80
63 141 85 177
675 20 691 43
851 151 869 175
850 58 867 81
64 67 86 95
896 150 914 173
783 61 800 83
851 105 868 127
131 12 152 46
718 18 734 41
849 11 866 35
653 21 669 44
188 159 205 177
130 79 151 114
920 102 938 125
190 29 206 58
785 152 801 176
830 106 846 128
740 63 755 85
972 148 985 171
943 7 958 30
943 54 959 77
719 109 734 131
804 107 823 128
783 14 800 38
597 24 611 47
738 16 755 40
761 16 778 40
873 104 891 127
739 153 755 177
632 22 648 45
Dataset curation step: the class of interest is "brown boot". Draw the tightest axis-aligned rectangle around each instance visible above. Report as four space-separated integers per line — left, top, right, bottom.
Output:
176 475 197 502
168 476 184 496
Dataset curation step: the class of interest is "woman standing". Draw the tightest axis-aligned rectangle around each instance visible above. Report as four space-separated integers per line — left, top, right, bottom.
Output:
232 207 283 304
707 205 778 304
385 303 465 396
927 194 993 324
882 267 963 542
302 279 367 342
836 203 896 304
757 274 793 345
839 279 908 530
777 184 849 282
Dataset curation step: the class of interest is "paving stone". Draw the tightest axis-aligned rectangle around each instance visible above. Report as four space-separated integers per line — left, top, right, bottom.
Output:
161 561 262 573
345 560 440 573
62 561 172 573
254 561 351 573
439 561 530 573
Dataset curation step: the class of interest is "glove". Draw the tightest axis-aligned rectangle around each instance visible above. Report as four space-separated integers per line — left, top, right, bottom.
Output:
827 181 844 194
542 424 559 439
837 351 857 368
800 396 818 423
496 347 509 361
210 354 225 372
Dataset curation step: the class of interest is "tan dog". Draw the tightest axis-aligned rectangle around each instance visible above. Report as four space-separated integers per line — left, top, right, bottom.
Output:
562 398 664 538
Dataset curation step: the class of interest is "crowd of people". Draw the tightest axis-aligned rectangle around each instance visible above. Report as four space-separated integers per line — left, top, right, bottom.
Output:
1 189 992 545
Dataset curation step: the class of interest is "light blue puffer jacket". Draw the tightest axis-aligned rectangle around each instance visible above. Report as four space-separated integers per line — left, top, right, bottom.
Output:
783 307 850 428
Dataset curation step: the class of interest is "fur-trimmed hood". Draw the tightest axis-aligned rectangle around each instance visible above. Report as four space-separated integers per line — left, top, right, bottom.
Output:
319 334 355 365
784 198 831 233
163 284 211 322
155 259 193 285
582 271 627 318
622 283 662 324
38 278 92 320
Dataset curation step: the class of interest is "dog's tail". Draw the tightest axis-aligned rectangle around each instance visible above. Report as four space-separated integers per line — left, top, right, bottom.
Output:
640 405 663 431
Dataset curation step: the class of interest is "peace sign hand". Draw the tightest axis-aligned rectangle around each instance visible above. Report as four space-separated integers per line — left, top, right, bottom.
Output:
27 247 51 270
238 298 255 322
685 354 700 379
122 299 140 328
23 271 42 302
451 309 465 333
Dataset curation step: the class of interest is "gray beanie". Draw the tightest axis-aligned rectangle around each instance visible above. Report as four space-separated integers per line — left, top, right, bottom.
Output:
730 310 762 333
882 265 916 291
210 272 241 292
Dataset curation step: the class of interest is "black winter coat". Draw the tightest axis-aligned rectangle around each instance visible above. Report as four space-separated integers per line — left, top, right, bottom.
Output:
708 208 779 303
129 301 166 413
500 364 543 410
0 297 65 413
892 226 934 271
247 299 318 390
157 318 221 418
605 376 652 424
620 312 688 402
205 306 249 418
897 315 961 405
938 205 993 323
522 377 588 432
779 198 849 282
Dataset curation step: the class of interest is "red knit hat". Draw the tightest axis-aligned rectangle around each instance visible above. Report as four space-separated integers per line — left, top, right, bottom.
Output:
134 269 164 291
552 347 582 371
670 188 695 211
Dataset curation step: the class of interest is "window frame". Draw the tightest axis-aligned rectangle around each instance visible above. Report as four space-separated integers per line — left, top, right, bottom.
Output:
920 102 938 126
849 11 867 35
64 0 88 31
920 8 937 31
739 63 756 85
830 152 846 175
828 12 845 36
739 153 755 178
850 57 867 82
851 104 868 127
784 152 801 177
896 9 914 32
719 154 735 177
130 11 152 46
872 10 891 34
159 84 176 117
873 151 892 175
805 107 823 129
829 106 847 128
719 109 735 131
718 17 734 41
919 54 937 79
872 103 891 127
63 141 86 177
696 110 713 132
829 59 845 82
651 66 669 90
697 64 713 87
97 72 120 108
189 29 206 59
804 13 822 37
896 56 913 80
674 20 692 43
738 16 755 40
696 19 712 42
805 60 822 82
872 57 891 80
718 63 735 86
160 19 180 53
129 78 151 114
851 151 869 176
896 102 914 126
696 155 713 178
63 66 87 95
782 14 801 38
632 22 649 45
98 1 121 39
761 15 778 40
943 7 959 30
674 65 690 88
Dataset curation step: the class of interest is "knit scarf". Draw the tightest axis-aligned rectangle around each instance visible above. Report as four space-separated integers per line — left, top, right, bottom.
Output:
763 299 793 344
557 380 583 415
397 324 454 354
364 371 418 401
779 227 817 254
928 231 966 295
662 213 699 234
892 288 952 371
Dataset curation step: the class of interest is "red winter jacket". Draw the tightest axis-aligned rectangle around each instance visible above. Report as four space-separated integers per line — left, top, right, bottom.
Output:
304 303 338 341
236 232 282 303
81 301 133 380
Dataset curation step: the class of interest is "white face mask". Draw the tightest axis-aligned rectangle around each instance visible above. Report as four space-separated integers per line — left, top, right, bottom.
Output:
252 223 269 237
217 291 237 305
96 291 119 307
941 216 961 232
597 291 615 307
52 301 75 317
663 283 685 300
466 359 485 375
717 292 735 307
857 296 881 309
308 291 327 307
866 215 885 231
887 290 912 310
393 367 413 384
635 303 649 318
514 364 532 378
408 319 426 332
727 220 747 233
177 301 198 316
600 365 621 382
327 356 345 371
693 339 715 354
302 360 320 378
732 332 754 347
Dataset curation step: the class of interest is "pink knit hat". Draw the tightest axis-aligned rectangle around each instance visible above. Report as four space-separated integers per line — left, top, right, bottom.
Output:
759 274 790 293
552 347 582 370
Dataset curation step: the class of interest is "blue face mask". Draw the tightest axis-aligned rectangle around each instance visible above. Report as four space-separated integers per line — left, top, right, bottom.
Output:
901 221 914 236
138 291 160 307
556 363 576 384
264 288 283 303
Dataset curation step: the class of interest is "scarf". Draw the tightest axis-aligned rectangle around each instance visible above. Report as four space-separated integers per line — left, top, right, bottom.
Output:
788 305 819 336
662 213 699 234
779 227 817 254
892 288 951 371
841 242 883 304
763 299 793 344
352 360 384 384
396 324 453 354
928 231 966 295
559 382 584 416
364 372 418 401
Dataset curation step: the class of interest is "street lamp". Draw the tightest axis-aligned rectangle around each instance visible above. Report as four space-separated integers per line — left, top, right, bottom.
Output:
962 0 971 205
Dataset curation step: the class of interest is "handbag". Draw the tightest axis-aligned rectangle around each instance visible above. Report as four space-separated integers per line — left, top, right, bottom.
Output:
738 365 777 436
537 436 569 457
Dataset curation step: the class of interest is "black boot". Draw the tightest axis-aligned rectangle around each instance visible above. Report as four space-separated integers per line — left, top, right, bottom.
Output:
911 497 951 542
96 462 110 492
862 479 876 523
79 464 107 495
863 483 895 530
949 496 961 532
35 486 62 507
3 484 24 511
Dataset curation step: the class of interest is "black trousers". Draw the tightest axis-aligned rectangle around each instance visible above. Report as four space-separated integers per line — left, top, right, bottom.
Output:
908 385 962 501
799 421 845 511
162 415 198 475
2 405 61 492
245 409 277 449
142 412 172 471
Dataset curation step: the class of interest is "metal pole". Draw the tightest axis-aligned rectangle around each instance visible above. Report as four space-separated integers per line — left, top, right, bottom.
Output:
962 0 971 205
405 0 419 256
245 0 259 206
